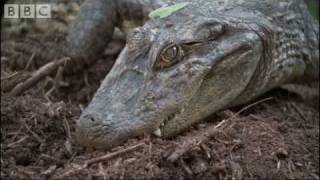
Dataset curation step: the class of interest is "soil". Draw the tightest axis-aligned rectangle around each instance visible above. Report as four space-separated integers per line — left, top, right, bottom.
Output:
1 31 319 179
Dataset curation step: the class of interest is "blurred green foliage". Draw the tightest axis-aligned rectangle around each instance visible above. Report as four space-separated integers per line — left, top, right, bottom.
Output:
305 0 319 20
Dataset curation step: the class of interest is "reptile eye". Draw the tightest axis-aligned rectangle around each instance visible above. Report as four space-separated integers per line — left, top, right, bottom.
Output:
155 43 182 70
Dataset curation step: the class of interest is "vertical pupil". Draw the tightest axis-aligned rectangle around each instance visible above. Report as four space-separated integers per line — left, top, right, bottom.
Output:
156 44 181 70
165 46 177 59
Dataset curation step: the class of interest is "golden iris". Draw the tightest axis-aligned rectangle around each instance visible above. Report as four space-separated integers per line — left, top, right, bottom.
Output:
155 43 181 69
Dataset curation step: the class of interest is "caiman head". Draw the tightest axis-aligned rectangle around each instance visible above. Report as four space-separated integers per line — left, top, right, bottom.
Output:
76 11 267 149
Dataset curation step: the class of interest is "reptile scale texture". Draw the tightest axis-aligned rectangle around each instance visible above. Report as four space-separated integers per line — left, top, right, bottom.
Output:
65 0 319 149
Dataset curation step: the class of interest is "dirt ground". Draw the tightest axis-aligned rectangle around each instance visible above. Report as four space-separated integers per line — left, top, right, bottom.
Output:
1 30 319 179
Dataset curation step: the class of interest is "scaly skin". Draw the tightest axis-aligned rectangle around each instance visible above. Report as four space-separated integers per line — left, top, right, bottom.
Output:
72 0 319 149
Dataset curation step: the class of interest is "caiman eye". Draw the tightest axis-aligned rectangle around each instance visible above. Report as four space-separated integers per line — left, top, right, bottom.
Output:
155 43 182 70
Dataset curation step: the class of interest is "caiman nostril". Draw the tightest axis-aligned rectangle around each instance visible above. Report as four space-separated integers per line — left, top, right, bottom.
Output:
81 114 101 123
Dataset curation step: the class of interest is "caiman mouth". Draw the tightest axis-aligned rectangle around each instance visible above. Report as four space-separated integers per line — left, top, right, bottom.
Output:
153 106 186 137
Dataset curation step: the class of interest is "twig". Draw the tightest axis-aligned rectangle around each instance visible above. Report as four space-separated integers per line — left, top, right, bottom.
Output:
167 120 227 162
53 143 144 179
97 163 107 176
167 97 273 162
200 144 211 159
290 102 308 122
230 97 273 119
86 143 144 165
15 166 36 176
0 71 18 80
24 53 35 71
310 173 320 180
10 57 69 96
180 159 193 175
40 154 66 165
10 125 24 140
44 66 69 101
62 117 71 139
7 136 29 148
1 71 31 92
42 165 57 175
23 122 44 143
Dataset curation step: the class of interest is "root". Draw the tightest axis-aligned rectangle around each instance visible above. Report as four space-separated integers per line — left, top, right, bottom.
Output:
10 57 69 96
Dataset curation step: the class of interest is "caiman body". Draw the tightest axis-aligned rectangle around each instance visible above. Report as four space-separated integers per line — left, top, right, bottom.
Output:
69 0 319 149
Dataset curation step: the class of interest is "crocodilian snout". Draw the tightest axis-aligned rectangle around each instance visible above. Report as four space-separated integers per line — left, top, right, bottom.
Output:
75 62 156 149
76 110 149 149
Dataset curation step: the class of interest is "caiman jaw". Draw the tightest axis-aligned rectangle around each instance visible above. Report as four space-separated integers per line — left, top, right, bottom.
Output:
153 106 186 137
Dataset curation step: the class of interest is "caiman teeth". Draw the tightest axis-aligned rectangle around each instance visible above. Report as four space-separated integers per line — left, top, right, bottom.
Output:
160 107 185 129
153 128 162 137
160 122 164 127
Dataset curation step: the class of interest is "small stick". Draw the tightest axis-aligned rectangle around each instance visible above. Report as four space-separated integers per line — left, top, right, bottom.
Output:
53 143 144 179
98 163 107 176
0 71 18 80
290 102 308 122
42 165 57 175
40 154 66 165
167 120 227 162
63 117 71 139
200 144 211 159
24 53 35 71
1 71 31 92
7 136 29 148
230 97 273 119
15 166 36 176
86 143 145 165
10 125 24 140
180 159 193 175
23 122 44 143
10 57 69 96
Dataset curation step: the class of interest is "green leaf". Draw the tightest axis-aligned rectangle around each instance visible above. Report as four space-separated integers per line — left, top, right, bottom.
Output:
148 2 191 19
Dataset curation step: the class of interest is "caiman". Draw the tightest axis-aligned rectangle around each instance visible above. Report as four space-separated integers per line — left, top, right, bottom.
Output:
67 0 319 149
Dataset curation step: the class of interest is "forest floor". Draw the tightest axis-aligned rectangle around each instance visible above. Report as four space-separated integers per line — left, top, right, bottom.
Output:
1 29 319 179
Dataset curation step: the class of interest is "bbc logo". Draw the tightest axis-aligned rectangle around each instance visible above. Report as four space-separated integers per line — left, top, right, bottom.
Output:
4 4 51 18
